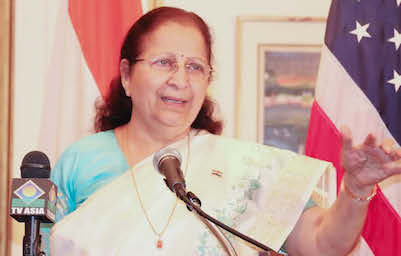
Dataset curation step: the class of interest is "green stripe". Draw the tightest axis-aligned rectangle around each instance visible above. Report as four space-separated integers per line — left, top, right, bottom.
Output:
12 199 45 207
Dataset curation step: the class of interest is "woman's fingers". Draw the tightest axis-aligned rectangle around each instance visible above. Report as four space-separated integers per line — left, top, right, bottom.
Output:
388 148 401 161
383 159 401 175
381 138 395 153
380 139 401 161
395 148 401 158
340 126 401 182
362 134 377 148
340 126 353 150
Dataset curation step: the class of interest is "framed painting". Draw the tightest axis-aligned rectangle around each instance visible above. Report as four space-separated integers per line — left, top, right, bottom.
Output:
259 45 321 153
235 16 327 153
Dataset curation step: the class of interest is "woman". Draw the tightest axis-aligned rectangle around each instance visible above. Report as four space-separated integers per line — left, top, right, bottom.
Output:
47 6 401 256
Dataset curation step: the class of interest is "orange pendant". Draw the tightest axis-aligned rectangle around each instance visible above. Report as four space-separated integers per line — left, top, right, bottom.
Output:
156 239 163 249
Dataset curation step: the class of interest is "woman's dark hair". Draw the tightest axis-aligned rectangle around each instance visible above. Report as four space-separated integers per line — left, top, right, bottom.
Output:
95 7 223 134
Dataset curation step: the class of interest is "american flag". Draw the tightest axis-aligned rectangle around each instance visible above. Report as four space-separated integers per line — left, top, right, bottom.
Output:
305 0 401 255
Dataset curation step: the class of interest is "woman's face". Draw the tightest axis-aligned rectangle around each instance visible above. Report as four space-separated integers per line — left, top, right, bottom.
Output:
121 22 210 132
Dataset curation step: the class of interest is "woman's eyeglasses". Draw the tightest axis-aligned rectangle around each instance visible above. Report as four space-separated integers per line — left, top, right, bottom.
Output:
134 54 212 82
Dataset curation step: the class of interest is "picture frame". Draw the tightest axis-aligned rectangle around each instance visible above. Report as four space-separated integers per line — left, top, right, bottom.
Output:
148 0 164 9
235 16 327 153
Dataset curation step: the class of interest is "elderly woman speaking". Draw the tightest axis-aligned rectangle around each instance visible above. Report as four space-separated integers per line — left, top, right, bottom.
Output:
46 6 401 256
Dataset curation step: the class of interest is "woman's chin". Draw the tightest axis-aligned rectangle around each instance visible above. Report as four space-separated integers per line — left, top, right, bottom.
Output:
156 117 192 130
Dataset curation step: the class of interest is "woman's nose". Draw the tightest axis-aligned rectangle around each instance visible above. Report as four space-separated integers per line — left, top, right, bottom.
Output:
168 64 189 88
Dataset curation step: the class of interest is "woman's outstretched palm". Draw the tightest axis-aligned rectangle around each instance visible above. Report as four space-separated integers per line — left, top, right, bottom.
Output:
341 127 401 191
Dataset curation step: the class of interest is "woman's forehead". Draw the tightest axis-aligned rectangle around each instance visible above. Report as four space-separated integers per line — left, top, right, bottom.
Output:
140 22 208 60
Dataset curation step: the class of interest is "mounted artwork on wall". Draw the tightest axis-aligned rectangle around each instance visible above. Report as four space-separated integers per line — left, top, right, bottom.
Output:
260 45 321 153
235 16 327 153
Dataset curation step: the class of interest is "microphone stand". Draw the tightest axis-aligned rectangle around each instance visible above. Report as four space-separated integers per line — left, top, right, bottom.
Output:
173 186 284 256
23 216 45 256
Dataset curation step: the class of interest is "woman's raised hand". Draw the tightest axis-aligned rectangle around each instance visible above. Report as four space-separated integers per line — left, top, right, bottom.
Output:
341 126 401 197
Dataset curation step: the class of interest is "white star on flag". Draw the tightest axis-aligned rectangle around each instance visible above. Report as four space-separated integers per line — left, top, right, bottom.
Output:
388 28 401 50
349 21 371 43
397 0 401 7
387 70 401 92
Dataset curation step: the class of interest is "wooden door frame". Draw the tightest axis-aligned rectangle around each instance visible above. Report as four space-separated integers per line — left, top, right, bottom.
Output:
0 0 13 255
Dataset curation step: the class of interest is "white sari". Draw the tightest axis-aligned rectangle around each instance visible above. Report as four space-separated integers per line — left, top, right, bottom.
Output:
50 132 336 255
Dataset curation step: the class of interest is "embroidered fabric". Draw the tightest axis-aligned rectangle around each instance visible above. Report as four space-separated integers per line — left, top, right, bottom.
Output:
49 132 336 255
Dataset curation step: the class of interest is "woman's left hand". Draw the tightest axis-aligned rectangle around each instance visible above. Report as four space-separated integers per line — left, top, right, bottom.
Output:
341 127 401 197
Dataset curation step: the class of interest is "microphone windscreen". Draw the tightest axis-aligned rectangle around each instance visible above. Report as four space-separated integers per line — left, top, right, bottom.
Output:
153 147 182 173
20 151 51 178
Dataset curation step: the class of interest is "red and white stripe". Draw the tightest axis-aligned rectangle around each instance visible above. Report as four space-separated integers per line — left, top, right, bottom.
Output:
306 45 401 255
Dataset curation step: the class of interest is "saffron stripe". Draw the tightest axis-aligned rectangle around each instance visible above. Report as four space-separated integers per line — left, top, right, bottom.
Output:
68 0 142 98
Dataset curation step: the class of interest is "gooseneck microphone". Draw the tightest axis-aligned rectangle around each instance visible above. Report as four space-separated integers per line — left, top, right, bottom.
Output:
10 151 57 256
153 148 188 201
153 148 280 255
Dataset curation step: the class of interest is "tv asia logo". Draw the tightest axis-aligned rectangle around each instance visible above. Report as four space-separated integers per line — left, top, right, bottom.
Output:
11 180 45 215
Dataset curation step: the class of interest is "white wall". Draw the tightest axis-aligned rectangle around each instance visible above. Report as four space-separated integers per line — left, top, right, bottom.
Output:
11 0 331 254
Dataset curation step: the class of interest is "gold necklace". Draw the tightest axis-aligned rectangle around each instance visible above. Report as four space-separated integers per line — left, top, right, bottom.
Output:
129 133 191 249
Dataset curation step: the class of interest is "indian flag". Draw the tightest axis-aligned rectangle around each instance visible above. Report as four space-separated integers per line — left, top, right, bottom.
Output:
38 0 142 165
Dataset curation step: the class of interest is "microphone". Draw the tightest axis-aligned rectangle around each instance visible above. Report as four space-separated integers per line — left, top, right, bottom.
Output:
10 151 57 256
20 151 51 179
153 148 187 200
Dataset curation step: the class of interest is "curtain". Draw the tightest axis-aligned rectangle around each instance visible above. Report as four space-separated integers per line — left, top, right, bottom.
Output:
0 0 13 255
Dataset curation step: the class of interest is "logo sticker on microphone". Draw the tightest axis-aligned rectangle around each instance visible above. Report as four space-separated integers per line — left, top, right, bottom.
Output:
14 180 45 205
